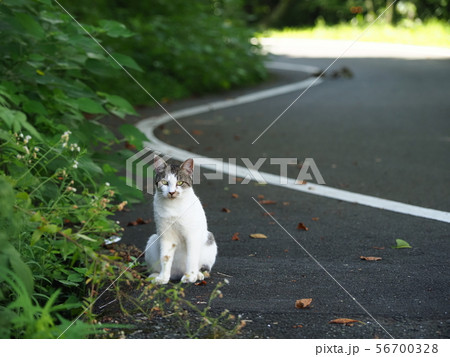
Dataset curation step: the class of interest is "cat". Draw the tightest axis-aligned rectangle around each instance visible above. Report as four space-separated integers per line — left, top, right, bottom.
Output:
144 156 217 284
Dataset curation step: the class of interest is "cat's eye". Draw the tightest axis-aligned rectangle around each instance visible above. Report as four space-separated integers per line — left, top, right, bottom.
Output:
160 179 168 185
176 181 184 186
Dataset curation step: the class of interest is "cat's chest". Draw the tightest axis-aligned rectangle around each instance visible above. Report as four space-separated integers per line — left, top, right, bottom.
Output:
154 197 203 219
153 195 206 232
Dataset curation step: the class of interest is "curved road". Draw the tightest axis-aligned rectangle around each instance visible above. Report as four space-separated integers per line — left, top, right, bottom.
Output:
120 40 450 338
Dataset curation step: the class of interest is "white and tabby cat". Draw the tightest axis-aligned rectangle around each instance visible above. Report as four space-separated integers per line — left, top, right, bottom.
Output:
145 156 217 284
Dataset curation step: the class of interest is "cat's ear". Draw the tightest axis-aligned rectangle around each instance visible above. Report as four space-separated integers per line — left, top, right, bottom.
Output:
154 155 167 173
180 158 194 176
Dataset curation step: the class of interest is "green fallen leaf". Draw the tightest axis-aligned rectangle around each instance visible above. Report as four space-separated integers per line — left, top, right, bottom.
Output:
392 239 412 249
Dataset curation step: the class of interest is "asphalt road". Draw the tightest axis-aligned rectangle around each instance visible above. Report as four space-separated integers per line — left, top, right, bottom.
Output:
118 40 450 338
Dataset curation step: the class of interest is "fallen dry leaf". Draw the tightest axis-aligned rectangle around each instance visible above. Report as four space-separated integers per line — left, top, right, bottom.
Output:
360 256 382 261
124 142 136 150
328 318 361 326
195 280 207 286
263 212 274 216
259 200 276 205
297 222 309 231
221 208 231 213
295 298 312 309
127 217 151 226
249 233 267 239
292 324 303 328
257 194 265 199
282 201 290 206
372 246 385 250
231 193 239 198
311 217 320 221
192 129 204 136
295 180 307 185
231 232 240 241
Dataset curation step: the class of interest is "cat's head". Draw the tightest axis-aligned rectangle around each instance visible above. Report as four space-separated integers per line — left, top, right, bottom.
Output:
154 156 194 199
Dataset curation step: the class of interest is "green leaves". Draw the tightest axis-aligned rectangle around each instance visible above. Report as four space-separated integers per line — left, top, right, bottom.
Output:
119 124 147 150
76 97 108 114
98 19 135 38
392 239 412 249
0 107 43 141
98 92 137 118
1 243 35 296
14 12 45 39
109 52 143 72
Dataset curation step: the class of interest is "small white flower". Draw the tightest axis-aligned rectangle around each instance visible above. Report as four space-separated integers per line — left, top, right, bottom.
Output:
72 160 78 169
69 143 81 152
105 182 110 186
224 278 230 285
16 154 23 159
19 133 24 138
116 221 120 225
34 147 39 152
61 130 72 143
24 146 30 154
23 135 32 144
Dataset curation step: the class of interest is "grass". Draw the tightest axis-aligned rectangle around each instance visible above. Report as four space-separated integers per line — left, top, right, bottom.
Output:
265 19 450 48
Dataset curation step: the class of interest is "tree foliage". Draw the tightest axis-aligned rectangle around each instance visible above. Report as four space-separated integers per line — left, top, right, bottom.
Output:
244 0 449 28
61 0 267 105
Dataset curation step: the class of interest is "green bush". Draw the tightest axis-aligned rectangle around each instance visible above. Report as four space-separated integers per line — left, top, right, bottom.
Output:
62 0 267 105
0 0 145 338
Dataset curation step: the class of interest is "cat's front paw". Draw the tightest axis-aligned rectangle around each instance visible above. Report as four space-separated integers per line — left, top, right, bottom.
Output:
150 274 169 285
181 273 199 283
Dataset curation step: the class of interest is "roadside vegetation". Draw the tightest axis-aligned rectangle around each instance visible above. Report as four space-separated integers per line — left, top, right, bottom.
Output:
265 20 450 48
0 0 263 338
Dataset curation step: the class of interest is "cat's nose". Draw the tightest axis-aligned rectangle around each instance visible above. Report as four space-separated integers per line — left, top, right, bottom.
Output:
169 191 176 196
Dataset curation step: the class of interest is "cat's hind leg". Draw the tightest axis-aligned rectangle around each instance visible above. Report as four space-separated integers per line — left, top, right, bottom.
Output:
145 234 160 276
199 231 217 279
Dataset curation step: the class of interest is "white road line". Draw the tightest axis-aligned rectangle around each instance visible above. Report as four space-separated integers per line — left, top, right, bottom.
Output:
138 76 322 131
136 65 450 224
